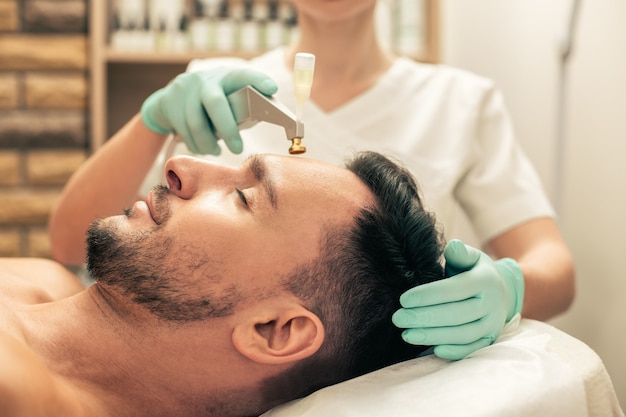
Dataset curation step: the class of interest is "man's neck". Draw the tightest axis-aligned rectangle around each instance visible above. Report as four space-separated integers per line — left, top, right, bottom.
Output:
18 284 250 417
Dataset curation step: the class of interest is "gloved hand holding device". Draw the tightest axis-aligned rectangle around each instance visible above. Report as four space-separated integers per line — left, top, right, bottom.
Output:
141 67 278 155
392 239 524 360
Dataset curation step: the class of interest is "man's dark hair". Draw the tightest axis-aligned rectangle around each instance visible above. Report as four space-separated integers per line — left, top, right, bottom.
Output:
260 151 446 408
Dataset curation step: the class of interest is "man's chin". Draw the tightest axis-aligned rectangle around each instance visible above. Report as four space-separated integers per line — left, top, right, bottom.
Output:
86 218 122 279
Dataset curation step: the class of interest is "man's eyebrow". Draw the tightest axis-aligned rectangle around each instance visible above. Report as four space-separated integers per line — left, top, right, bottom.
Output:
247 154 278 210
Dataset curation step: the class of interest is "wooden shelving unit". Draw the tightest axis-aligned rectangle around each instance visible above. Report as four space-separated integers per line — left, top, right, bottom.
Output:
88 0 439 150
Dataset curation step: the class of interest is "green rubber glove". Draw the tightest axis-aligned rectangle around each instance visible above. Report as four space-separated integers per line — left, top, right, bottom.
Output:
392 239 524 360
141 67 278 155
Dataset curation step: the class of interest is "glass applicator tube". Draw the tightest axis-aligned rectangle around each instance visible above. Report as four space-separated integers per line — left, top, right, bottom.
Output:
289 52 315 154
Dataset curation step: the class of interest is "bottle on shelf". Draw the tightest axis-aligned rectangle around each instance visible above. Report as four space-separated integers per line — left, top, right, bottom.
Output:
239 0 259 52
189 0 214 51
392 0 426 57
215 0 236 52
265 0 284 49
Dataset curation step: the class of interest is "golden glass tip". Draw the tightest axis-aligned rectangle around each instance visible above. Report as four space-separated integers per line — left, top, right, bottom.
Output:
289 137 306 155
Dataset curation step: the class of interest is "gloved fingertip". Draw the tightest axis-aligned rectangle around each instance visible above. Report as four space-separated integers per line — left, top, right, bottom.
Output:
433 345 464 361
399 285 424 307
444 239 482 273
259 79 278 95
391 309 409 327
401 329 428 345
398 292 409 307
225 136 244 154
443 239 467 259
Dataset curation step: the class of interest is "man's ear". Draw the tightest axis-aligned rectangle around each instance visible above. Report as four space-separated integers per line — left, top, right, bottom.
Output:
232 305 324 365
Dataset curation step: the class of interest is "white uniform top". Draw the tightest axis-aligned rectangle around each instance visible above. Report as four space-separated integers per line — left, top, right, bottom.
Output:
143 47 554 246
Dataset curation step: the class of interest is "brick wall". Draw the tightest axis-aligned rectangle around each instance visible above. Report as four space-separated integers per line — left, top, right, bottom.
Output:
0 0 88 258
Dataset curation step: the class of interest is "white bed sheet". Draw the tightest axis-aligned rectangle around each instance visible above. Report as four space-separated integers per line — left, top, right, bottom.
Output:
262 318 624 417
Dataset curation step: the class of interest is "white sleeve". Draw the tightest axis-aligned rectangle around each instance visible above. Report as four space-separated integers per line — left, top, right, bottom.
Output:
455 85 555 242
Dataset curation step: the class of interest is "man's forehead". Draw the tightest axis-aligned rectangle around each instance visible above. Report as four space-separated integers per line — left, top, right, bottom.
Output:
243 153 374 203
250 153 344 175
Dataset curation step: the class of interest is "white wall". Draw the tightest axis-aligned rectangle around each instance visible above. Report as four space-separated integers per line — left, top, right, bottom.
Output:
440 0 626 408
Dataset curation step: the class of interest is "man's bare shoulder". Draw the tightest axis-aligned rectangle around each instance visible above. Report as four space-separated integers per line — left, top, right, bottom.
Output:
0 258 85 305
0 259 92 416
0 329 88 417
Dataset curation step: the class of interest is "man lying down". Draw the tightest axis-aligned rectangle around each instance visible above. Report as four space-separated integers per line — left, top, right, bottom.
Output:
0 151 446 417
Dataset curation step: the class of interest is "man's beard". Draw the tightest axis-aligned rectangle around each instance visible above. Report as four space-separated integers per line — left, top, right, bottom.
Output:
85 187 240 322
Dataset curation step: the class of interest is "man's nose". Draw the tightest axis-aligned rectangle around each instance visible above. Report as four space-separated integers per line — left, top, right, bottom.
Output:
164 155 230 200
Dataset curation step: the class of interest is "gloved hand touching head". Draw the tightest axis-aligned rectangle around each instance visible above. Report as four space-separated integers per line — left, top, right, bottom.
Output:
141 67 278 155
392 239 524 361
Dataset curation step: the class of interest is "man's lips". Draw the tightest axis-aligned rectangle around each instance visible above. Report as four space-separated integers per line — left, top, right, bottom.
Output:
146 191 159 224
